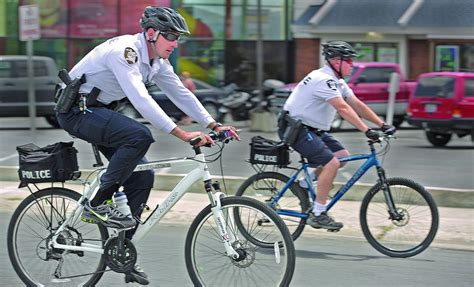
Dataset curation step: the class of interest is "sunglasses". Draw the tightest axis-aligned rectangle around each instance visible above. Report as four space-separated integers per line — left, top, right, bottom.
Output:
343 58 353 65
160 31 181 41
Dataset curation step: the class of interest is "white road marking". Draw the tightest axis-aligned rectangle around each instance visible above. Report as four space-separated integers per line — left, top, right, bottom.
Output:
0 154 17 162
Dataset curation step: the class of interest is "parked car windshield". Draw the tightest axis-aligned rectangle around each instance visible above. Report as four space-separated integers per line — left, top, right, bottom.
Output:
414 76 455 98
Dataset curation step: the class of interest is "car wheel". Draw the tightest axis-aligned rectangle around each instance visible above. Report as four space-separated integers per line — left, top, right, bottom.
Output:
426 131 451 147
202 102 221 121
44 115 60 128
330 114 343 131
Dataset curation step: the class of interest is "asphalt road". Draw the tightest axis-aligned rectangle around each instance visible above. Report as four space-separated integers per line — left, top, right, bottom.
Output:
1 211 472 287
0 117 472 190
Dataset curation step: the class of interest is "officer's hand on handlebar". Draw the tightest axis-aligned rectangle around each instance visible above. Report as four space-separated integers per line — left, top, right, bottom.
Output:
185 131 214 147
381 122 396 135
214 125 240 141
365 129 380 141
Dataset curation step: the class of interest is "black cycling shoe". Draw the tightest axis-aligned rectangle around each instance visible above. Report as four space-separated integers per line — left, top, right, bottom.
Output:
125 264 149 285
307 212 343 230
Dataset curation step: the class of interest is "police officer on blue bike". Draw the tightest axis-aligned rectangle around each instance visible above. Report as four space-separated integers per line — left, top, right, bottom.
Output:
279 41 395 230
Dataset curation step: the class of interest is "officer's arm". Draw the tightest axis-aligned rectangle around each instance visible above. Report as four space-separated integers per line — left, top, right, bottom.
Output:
346 96 384 128
329 97 369 132
106 48 177 133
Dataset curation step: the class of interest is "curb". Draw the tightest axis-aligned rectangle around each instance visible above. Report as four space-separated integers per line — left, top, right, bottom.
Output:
2 166 473 208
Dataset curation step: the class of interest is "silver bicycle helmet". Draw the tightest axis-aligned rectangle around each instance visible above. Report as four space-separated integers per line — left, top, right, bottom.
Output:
322 41 359 59
140 6 190 34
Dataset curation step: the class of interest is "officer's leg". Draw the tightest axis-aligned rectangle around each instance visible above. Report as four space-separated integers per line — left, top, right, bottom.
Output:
121 162 155 240
62 108 154 203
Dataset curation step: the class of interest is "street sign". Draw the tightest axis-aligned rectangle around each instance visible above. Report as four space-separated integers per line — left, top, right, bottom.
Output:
19 5 40 41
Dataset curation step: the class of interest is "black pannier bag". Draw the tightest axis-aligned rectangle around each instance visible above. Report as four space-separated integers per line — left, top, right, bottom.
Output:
249 136 290 167
17 142 79 186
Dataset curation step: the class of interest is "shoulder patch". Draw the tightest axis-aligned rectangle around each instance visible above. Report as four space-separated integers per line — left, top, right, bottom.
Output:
326 79 337 91
124 47 138 64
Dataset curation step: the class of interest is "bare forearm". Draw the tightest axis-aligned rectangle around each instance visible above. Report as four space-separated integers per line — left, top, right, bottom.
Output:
338 106 369 132
350 100 384 127
170 126 189 141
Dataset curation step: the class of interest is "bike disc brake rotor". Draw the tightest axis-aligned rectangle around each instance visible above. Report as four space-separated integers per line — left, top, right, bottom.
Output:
104 237 137 273
230 241 255 268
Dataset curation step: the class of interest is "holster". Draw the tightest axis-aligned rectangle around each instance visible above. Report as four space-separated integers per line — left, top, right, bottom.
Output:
54 69 86 114
278 111 303 146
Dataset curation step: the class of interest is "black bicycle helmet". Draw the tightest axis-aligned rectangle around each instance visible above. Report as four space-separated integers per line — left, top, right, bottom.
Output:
140 6 190 34
322 41 359 59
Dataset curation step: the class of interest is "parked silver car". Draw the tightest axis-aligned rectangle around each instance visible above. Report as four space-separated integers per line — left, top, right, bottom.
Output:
0 55 59 127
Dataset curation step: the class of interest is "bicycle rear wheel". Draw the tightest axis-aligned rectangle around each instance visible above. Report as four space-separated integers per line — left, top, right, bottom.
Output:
236 172 310 241
7 187 108 286
360 178 439 258
185 196 295 287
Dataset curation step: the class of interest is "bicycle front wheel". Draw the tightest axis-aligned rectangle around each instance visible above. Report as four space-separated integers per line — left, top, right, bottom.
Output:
185 196 295 287
360 178 439 258
7 187 108 286
236 172 310 241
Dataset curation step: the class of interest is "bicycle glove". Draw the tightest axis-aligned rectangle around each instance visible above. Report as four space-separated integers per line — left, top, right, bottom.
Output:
365 129 380 140
381 123 396 135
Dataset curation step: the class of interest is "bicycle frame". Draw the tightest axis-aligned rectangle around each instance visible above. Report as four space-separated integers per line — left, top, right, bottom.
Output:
268 142 386 219
51 152 240 258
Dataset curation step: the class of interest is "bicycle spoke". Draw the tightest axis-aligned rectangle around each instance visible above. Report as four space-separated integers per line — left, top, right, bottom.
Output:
361 178 438 257
186 197 294 286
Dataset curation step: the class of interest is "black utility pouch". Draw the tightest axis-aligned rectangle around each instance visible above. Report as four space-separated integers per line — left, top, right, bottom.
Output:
281 112 303 146
17 142 80 187
54 69 86 113
249 136 290 167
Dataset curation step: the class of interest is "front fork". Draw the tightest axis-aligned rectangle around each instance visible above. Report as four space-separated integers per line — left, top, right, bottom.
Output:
376 167 402 220
206 181 241 259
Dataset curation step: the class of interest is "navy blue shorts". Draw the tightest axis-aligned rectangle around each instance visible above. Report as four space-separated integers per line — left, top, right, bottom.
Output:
279 126 345 168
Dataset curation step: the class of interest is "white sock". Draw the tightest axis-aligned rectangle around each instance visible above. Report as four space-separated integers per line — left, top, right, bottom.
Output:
313 202 326 216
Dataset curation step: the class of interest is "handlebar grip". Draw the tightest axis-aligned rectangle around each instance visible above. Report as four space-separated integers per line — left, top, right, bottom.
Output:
189 136 202 146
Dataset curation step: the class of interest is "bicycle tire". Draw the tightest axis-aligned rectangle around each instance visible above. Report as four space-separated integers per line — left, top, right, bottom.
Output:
236 171 310 241
185 196 295 287
7 187 108 286
359 177 439 258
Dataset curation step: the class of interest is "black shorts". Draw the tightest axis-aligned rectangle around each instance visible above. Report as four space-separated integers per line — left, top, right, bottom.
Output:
278 125 345 168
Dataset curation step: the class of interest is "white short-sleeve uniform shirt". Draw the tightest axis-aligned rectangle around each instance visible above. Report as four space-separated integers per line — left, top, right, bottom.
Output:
283 65 355 131
69 33 214 134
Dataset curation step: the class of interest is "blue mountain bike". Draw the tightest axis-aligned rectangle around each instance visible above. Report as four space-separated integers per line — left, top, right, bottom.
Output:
236 134 439 258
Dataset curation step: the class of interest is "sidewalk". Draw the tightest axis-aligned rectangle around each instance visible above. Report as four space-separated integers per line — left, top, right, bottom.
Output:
1 181 472 251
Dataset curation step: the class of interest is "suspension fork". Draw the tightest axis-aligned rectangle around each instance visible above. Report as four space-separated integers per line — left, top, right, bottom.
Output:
376 166 400 219
205 181 240 259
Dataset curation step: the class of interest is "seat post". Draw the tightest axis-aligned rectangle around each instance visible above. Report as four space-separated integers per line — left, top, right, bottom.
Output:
91 144 104 167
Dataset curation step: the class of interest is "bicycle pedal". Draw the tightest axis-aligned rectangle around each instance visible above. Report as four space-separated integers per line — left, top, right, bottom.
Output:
326 228 341 233
81 217 97 224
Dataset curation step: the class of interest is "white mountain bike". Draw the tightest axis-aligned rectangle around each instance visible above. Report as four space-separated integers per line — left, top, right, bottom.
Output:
7 130 295 286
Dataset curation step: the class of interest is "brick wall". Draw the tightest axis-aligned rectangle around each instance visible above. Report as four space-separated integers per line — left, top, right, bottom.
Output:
295 38 320 81
408 39 430 80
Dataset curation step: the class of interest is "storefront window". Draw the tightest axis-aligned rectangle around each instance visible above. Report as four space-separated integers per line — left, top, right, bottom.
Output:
225 40 289 89
229 1 288 40
435 44 474 72
178 2 226 85
352 42 398 63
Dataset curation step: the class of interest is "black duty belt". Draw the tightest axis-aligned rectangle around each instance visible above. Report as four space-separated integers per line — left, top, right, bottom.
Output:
303 125 327 136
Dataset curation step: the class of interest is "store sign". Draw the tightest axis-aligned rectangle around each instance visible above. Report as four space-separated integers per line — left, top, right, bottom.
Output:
19 4 40 41
436 45 459 71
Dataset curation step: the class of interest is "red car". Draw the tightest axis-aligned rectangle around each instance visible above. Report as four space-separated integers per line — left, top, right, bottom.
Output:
407 72 474 146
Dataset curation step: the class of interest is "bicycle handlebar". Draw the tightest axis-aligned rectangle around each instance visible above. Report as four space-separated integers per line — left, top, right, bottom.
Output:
367 131 396 145
189 129 235 147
